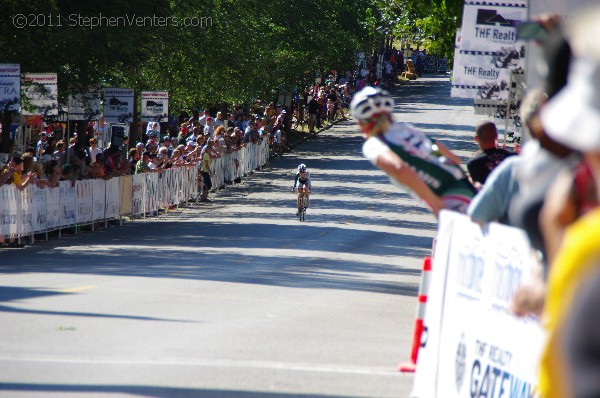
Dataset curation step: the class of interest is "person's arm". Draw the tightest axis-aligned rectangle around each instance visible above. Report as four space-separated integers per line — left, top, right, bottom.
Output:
0 167 15 187
435 140 463 165
375 149 445 217
467 157 519 223
539 169 577 266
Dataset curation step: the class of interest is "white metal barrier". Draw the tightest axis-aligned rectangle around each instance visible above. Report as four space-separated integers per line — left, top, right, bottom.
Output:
0 140 270 240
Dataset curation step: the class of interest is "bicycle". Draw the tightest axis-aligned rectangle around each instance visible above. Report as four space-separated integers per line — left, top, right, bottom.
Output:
297 190 309 222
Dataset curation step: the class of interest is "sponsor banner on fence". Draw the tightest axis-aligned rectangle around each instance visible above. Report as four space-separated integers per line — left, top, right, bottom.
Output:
46 186 60 230
19 187 33 236
0 185 19 237
103 88 134 123
141 91 169 122
32 186 48 232
68 87 101 121
76 180 93 224
0 64 20 111
119 175 133 216
451 1 527 100
21 73 58 116
105 178 120 219
92 179 106 221
411 211 545 398
132 174 145 215
59 181 76 227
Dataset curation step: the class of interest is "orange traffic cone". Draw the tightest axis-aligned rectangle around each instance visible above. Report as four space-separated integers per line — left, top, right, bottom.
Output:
398 256 432 372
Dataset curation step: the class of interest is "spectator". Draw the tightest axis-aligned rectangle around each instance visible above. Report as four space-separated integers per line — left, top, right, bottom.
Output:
36 131 48 159
214 111 225 127
120 135 129 164
199 139 213 202
177 126 188 145
197 108 207 126
161 135 173 157
54 140 66 164
88 138 102 164
88 153 107 179
0 162 15 188
9 156 35 192
135 151 151 174
205 117 215 136
307 95 318 134
467 90 549 224
466 121 516 187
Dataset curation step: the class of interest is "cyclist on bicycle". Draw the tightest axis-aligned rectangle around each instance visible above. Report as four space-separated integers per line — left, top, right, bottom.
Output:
293 163 312 215
351 86 476 216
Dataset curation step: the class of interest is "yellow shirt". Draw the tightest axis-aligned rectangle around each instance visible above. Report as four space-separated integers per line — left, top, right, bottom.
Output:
11 171 22 187
540 207 600 398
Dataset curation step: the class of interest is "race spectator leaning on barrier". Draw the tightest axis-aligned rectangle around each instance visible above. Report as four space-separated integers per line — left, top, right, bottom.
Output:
351 86 476 216
466 121 516 187
467 90 548 225
0 160 15 188
199 139 213 202
36 131 48 159
88 138 102 165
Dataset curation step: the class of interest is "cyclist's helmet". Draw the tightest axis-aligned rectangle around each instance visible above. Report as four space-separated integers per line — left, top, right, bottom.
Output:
298 164 307 173
350 86 395 122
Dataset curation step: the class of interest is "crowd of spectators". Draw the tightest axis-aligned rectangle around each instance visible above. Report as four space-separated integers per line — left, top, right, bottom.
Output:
458 7 600 397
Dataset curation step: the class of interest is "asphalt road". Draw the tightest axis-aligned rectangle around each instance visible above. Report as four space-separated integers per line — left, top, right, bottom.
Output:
0 76 482 398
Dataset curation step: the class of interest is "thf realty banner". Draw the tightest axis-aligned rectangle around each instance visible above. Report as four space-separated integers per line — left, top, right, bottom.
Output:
141 91 169 122
103 88 134 123
451 1 528 101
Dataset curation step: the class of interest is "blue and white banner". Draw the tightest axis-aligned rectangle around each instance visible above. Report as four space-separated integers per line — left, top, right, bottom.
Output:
451 1 528 100
59 181 76 227
411 211 544 398
0 64 20 111
76 180 93 224
103 88 134 123
141 91 169 122
92 179 106 221
105 178 120 219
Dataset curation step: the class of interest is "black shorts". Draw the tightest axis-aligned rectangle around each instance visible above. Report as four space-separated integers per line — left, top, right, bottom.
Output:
201 171 212 190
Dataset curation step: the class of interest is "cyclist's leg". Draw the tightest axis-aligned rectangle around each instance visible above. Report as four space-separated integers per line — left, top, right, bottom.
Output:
304 186 310 207
296 187 302 212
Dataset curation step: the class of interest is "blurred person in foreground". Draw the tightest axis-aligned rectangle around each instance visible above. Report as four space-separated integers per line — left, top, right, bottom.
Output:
531 6 600 398
351 86 474 216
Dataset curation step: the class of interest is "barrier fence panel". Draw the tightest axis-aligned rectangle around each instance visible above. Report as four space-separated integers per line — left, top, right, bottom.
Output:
120 175 133 216
0 142 267 239
76 179 93 225
411 210 545 398
19 186 33 236
105 178 120 219
32 186 48 232
46 186 60 230
131 174 145 216
92 179 106 221
59 181 77 228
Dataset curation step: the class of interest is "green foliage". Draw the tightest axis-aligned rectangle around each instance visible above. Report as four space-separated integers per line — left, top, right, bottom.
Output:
0 0 461 119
